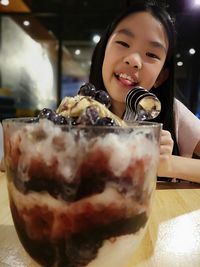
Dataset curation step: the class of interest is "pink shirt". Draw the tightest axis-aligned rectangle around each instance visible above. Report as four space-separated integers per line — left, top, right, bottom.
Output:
175 99 200 157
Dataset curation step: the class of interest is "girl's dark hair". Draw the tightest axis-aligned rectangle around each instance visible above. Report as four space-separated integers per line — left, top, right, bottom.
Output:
89 0 179 157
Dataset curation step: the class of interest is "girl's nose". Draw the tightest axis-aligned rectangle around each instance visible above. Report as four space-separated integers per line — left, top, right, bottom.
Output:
123 53 142 69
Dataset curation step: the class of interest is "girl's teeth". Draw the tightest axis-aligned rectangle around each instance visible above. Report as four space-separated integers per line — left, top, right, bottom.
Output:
119 73 135 83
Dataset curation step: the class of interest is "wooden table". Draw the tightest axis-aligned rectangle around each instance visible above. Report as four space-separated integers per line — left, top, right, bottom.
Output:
1 172 200 267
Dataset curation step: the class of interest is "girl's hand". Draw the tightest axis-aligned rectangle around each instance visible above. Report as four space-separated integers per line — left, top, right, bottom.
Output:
0 157 5 172
157 130 173 177
159 130 174 159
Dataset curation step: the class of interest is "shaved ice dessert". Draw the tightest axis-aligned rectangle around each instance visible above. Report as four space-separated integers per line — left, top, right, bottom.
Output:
3 83 161 267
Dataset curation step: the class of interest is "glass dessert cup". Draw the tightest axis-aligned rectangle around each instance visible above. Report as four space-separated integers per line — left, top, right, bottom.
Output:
3 118 161 267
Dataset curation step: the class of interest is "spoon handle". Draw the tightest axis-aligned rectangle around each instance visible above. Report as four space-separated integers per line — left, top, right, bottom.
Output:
123 108 137 122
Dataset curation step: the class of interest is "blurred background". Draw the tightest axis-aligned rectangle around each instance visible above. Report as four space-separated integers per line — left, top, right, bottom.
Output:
0 0 200 120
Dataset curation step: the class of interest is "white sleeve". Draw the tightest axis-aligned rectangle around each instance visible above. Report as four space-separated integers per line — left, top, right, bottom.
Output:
175 99 200 157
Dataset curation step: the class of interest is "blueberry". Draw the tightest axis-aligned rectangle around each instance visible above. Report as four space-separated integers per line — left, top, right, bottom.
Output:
77 107 100 125
52 114 69 125
85 107 100 124
95 117 116 126
71 118 79 125
78 83 96 98
38 108 55 120
38 108 69 125
26 117 39 123
95 90 111 108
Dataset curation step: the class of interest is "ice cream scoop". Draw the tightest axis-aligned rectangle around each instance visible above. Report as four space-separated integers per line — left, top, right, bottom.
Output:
123 86 161 122
57 95 126 126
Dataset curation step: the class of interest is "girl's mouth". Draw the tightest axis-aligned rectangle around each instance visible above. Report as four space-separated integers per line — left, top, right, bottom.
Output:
114 73 139 87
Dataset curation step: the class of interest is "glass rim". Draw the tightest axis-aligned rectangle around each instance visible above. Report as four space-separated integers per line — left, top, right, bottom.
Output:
2 117 163 129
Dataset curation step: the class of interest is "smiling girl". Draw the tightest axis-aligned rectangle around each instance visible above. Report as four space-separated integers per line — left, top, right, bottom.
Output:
89 1 200 180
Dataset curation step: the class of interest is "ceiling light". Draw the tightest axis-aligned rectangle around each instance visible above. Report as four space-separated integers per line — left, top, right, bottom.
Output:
0 0 9 6
194 0 200 6
177 61 183 67
189 48 196 55
92 34 100 44
75 49 81 55
23 20 30 26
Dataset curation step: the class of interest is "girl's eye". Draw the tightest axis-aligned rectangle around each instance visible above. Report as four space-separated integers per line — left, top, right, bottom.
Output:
115 41 129 48
146 52 160 60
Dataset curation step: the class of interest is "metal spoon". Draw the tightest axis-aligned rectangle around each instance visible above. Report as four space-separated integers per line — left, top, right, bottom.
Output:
123 86 161 122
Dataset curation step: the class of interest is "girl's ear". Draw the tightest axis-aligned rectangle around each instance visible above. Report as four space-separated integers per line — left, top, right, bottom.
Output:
154 68 169 88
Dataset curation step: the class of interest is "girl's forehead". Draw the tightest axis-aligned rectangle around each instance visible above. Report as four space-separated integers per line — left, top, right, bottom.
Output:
114 11 166 36
113 11 169 49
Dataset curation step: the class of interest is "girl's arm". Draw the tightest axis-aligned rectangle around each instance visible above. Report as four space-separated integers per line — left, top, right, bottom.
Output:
158 130 200 183
158 155 200 183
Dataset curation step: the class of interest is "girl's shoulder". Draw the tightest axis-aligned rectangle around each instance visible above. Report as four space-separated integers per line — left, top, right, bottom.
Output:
174 98 200 157
174 98 200 124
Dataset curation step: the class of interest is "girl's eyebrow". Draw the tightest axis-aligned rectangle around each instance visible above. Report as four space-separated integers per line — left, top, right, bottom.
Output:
116 28 134 38
115 28 167 53
150 40 167 54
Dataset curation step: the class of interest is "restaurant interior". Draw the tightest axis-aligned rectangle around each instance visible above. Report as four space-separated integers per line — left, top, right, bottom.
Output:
1 2 200 267
0 0 200 120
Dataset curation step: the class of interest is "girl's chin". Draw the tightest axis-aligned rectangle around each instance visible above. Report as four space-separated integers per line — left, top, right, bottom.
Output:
106 79 133 104
109 92 127 106
110 97 126 115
